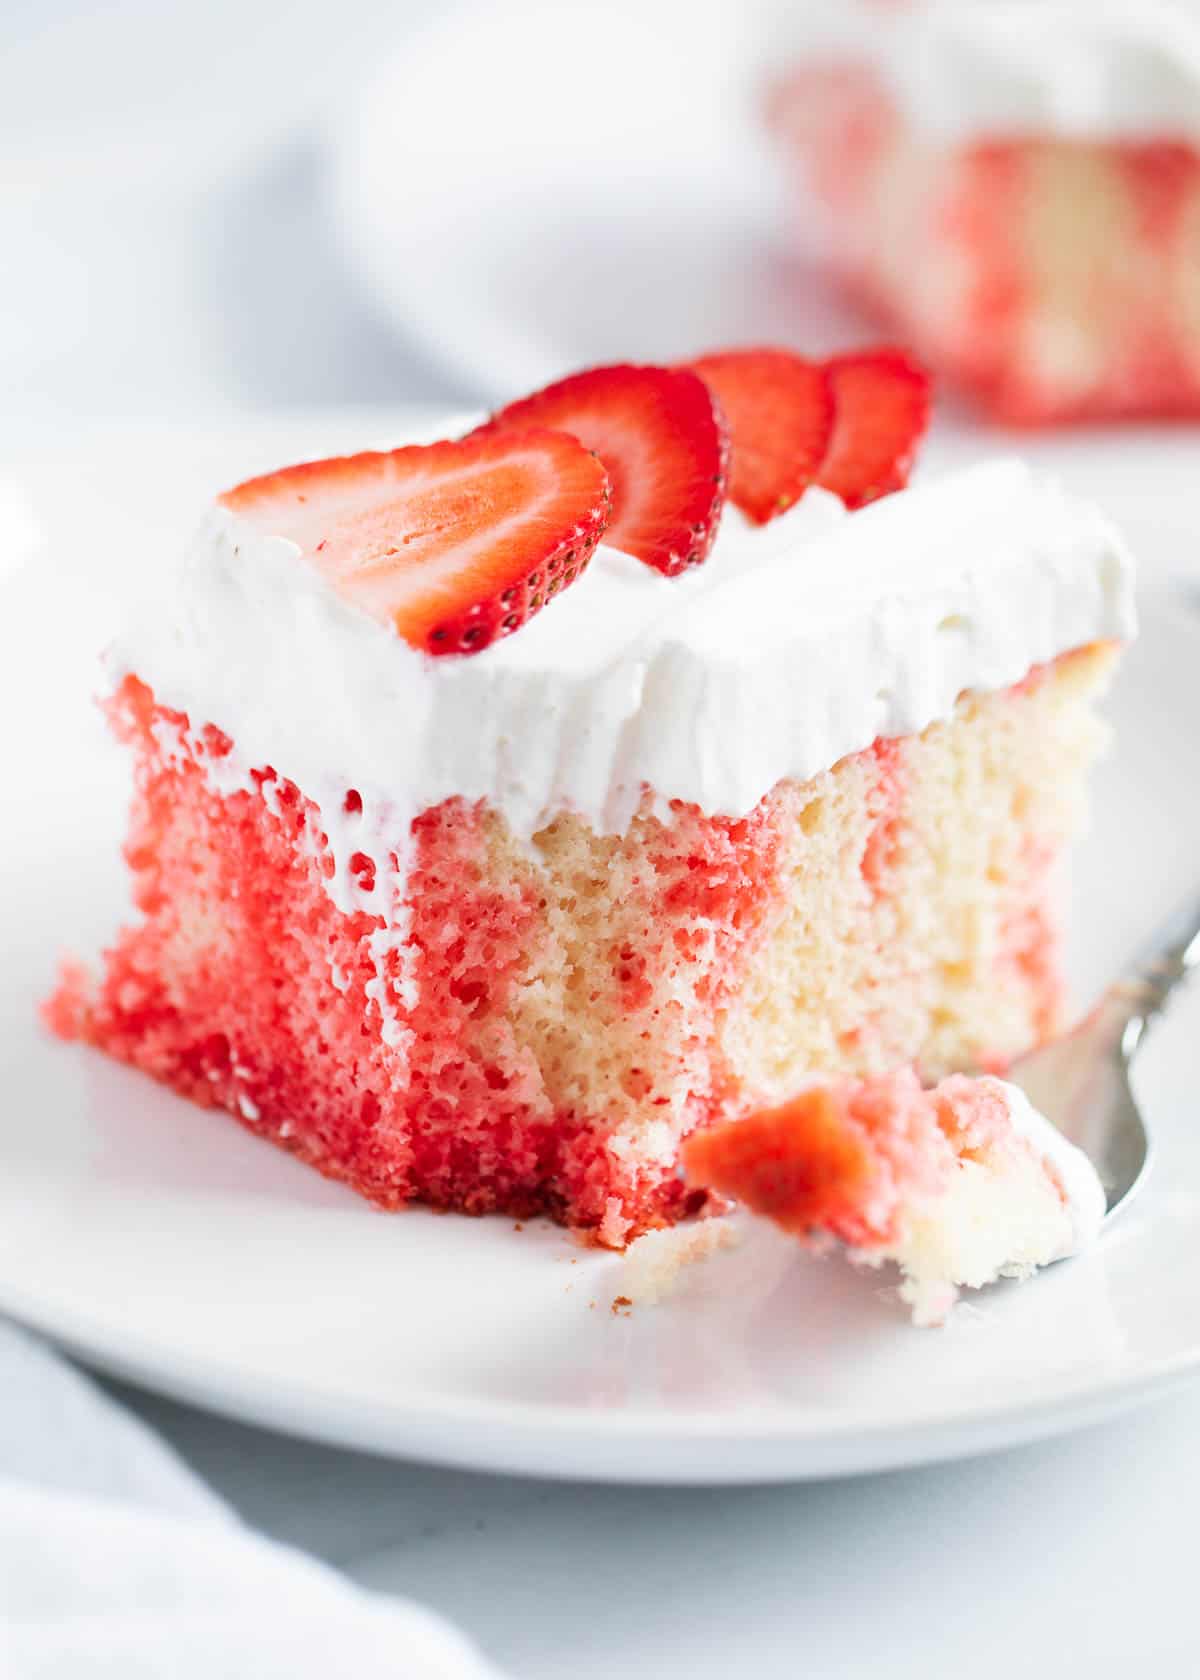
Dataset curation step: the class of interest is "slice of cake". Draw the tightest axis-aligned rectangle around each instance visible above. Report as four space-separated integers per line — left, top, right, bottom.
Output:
47 350 1135 1250
769 1 1200 423
681 1070 1106 1324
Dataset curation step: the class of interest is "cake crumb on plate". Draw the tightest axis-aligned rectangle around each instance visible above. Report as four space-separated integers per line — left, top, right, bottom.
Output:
619 1219 740 1307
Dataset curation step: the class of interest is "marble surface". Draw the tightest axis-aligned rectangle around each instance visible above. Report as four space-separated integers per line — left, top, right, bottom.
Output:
103 1374 1200 1677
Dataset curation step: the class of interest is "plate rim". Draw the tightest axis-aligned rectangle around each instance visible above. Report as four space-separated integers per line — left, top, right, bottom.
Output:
4 1251 1200 1484
7 418 1200 1486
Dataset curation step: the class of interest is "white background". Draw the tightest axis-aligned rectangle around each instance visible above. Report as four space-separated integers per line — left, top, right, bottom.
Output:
1 0 475 433
6 2 1200 1674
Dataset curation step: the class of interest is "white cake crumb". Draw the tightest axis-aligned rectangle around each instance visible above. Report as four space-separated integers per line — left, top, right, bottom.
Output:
620 1219 740 1306
855 1085 1106 1326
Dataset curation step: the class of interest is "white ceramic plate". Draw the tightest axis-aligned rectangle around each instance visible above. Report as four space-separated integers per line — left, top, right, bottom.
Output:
3 414 1200 1485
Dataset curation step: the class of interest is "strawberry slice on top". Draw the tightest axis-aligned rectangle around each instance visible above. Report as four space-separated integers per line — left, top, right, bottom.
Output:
815 348 932 510
688 348 834 524
475 363 728 576
220 429 611 657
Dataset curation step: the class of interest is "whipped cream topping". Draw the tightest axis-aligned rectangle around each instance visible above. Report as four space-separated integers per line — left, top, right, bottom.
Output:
110 456 1134 887
821 0 1200 143
991 1080 1108 1257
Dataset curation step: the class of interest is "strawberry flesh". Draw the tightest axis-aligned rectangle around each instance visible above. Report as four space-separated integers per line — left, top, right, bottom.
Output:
689 348 834 524
475 363 728 577
220 429 611 656
816 348 932 509
682 1088 884 1248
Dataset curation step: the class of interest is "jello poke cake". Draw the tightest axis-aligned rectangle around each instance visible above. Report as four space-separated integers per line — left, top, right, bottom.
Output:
769 0 1200 424
46 347 1135 1322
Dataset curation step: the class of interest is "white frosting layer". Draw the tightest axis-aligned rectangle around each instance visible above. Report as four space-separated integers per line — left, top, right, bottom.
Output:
834 0 1200 143
109 456 1134 873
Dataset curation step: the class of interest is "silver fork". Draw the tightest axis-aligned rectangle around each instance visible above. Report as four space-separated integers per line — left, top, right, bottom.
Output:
1008 893 1200 1221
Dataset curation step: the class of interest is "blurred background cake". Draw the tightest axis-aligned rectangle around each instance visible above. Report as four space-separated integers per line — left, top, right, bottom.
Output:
769 0 1200 424
7 0 1200 430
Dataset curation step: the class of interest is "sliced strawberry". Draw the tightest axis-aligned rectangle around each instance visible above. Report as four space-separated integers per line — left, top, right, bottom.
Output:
475 364 728 576
688 348 834 524
681 1088 883 1247
220 430 611 657
815 348 931 509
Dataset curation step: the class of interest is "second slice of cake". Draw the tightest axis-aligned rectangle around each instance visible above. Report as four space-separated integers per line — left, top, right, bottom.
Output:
769 1 1200 424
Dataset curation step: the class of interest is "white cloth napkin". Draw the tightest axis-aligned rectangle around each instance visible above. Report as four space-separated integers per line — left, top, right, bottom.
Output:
0 1322 500 1680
